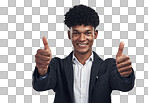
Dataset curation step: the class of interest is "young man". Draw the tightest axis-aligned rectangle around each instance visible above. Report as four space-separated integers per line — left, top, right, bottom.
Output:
32 5 135 103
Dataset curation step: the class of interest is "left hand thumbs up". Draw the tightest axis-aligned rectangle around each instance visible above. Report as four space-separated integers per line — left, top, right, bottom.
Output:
116 42 133 78
116 41 124 59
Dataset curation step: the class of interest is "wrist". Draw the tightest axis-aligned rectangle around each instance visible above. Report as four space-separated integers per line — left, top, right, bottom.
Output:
38 68 48 76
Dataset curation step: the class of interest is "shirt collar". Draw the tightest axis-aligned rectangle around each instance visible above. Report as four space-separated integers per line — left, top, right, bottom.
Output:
72 51 94 65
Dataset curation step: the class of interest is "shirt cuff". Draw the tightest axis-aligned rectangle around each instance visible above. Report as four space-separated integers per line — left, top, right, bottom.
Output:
39 73 48 80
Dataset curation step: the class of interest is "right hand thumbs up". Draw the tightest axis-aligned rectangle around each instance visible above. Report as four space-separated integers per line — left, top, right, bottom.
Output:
35 36 52 76
42 36 50 50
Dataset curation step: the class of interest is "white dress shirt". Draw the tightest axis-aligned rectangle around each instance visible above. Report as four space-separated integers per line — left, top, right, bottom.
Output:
72 52 93 103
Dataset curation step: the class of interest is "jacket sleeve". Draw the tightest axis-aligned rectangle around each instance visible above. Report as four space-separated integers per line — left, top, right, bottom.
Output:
32 57 58 92
108 58 135 92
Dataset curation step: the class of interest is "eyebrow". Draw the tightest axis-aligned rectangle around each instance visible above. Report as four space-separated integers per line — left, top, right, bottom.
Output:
73 30 92 32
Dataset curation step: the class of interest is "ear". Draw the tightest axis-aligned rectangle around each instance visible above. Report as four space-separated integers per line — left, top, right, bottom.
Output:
68 30 71 39
94 30 98 39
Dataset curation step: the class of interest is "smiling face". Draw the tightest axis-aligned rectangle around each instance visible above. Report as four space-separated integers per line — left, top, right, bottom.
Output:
68 25 98 55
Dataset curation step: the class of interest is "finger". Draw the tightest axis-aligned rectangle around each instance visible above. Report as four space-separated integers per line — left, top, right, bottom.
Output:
116 41 124 58
35 58 50 66
118 65 132 73
36 58 50 66
116 55 130 64
41 50 51 56
35 53 50 61
120 70 133 77
37 49 43 54
37 49 50 56
36 64 48 69
117 60 132 69
42 36 50 50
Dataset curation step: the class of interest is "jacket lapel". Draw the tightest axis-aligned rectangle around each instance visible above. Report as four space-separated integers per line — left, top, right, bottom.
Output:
89 51 103 100
64 51 74 102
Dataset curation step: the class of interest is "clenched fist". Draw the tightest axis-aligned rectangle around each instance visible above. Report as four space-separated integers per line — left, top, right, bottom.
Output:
35 36 52 76
116 42 133 78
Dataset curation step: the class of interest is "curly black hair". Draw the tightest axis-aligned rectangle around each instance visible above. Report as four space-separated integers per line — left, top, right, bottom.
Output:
64 4 100 29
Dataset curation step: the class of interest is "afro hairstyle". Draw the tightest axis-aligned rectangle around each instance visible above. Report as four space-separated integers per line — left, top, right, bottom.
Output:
64 4 100 29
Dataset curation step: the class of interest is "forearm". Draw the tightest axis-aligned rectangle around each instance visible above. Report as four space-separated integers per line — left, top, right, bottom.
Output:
32 64 57 91
109 65 135 92
32 67 49 91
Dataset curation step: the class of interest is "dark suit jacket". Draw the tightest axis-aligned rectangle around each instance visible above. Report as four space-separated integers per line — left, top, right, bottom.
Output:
32 51 135 103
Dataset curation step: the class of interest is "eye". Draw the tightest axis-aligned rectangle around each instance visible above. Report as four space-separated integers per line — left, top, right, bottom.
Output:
86 32 90 34
72 32 79 35
85 32 92 35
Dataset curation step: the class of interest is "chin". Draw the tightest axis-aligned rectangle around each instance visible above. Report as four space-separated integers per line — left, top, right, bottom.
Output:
75 49 91 55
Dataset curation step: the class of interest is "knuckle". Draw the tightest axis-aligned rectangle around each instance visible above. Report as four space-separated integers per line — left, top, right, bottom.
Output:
48 57 51 61
129 65 132 68
120 73 124 76
49 57 52 61
46 61 50 65
126 55 129 59
129 61 132 65
48 50 50 53
116 64 119 68
37 49 41 53
123 55 129 59
48 51 51 56
118 69 121 73
116 59 119 63
48 59 51 63
128 60 131 64
122 55 126 58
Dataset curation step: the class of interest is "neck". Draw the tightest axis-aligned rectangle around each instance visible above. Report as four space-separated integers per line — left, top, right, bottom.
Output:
74 50 92 65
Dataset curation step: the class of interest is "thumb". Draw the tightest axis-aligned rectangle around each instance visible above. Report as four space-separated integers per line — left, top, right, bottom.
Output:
116 41 124 58
42 36 50 50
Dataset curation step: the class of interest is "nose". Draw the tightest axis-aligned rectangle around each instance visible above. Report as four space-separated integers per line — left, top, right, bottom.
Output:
79 33 86 41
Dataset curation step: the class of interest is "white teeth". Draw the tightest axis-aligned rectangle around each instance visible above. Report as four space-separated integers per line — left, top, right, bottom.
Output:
78 44 87 46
